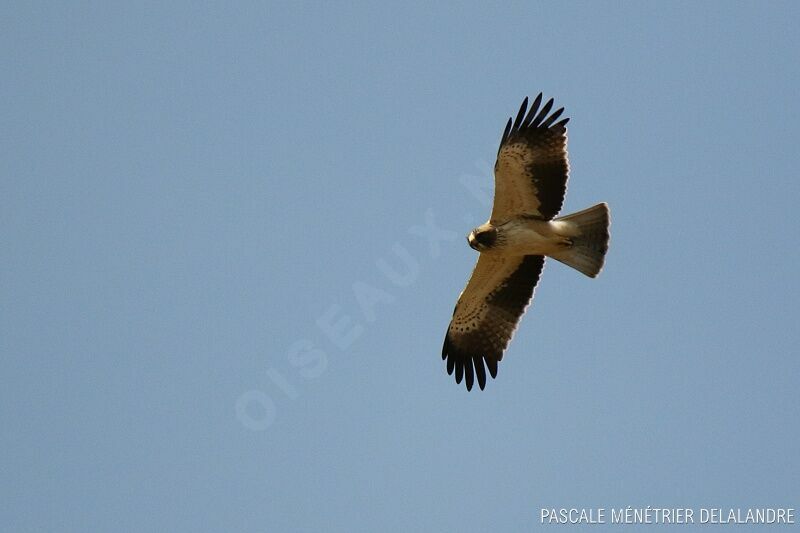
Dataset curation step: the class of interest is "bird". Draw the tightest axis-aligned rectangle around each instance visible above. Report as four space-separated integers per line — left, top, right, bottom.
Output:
442 92 610 391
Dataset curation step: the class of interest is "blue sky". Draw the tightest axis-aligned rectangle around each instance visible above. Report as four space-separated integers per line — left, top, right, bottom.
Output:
2 2 799 531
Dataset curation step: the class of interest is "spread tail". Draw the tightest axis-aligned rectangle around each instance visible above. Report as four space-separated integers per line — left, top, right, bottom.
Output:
551 203 610 278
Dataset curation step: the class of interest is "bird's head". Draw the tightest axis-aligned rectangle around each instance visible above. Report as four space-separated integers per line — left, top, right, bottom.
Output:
467 224 498 251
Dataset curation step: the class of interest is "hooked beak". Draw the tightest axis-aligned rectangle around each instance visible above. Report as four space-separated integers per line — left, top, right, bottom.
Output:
467 232 477 250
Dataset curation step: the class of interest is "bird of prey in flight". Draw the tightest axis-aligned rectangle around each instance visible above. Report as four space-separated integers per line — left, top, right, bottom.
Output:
442 93 610 391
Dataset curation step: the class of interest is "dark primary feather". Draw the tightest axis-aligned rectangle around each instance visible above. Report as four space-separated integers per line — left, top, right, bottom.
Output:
522 93 543 128
511 96 528 130
531 98 554 127
540 107 564 129
442 255 545 391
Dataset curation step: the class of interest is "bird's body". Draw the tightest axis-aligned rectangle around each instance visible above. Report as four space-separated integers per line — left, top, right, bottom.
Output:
469 217 572 257
442 93 610 391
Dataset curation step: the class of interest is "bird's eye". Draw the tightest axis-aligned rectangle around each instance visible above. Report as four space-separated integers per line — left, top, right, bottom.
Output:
476 228 497 246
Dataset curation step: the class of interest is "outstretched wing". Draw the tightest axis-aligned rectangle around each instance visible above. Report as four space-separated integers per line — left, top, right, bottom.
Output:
442 254 545 391
492 93 570 222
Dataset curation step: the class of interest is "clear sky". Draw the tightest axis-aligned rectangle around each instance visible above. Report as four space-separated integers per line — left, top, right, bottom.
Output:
2 2 799 532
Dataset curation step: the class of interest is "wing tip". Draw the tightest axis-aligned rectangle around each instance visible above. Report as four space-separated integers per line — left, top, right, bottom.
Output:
441 333 498 392
498 92 570 150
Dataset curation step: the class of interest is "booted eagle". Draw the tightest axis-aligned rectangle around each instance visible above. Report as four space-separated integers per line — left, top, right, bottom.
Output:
442 93 610 391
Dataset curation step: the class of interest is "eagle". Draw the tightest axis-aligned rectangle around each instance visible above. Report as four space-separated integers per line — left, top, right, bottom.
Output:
442 93 610 391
